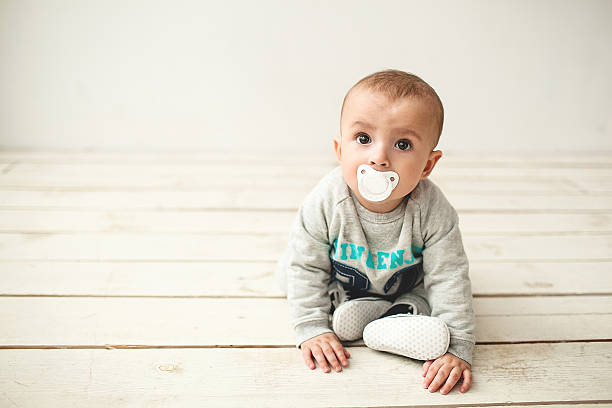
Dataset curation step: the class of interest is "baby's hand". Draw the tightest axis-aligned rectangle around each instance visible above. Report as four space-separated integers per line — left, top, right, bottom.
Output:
422 353 472 394
300 332 350 373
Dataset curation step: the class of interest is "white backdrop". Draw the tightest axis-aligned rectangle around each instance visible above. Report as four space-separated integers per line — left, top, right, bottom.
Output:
1 0 611 154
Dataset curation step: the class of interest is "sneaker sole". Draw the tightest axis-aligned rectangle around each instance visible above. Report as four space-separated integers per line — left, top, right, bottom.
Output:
363 314 450 360
332 298 392 341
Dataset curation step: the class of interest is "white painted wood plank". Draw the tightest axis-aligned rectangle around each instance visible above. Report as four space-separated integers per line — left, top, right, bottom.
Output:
0 232 610 262
0 261 285 297
0 162 333 178
3 189 612 210
0 343 610 407
0 164 599 196
0 232 284 261
462 234 612 262
570 177 612 194
0 210 297 234
0 189 308 210
1 261 609 297
0 163 329 189
0 179 591 196
1 209 612 234
0 151 338 165
1 150 611 165
0 297 292 346
433 165 612 179
477 315 612 343
0 297 609 346
4 159 612 178
2 162 608 195
3 160 612 177
473 295 612 315
3 160 612 199
469 261 612 296
457 212 612 234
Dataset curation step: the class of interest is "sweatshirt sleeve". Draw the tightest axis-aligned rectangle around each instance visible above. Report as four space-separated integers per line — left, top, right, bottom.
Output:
285 194 334 348
419 182 476 365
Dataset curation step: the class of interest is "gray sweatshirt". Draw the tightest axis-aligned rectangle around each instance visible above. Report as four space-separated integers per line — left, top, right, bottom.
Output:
277 166 476 364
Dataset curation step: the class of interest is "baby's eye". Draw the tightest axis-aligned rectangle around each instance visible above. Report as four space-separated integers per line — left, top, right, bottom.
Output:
356 133 371 145
395 139 412 151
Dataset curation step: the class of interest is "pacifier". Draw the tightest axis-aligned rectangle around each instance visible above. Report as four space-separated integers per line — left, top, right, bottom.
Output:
356 164 399 202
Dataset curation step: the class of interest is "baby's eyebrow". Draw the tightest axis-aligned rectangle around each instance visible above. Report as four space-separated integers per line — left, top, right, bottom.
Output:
351 120 374 129
352 120 422 141
395 128 422 140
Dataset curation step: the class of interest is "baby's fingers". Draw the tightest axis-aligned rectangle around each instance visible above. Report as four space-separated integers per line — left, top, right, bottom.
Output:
311 345 331 373
439 367 462 395
301 346 316 370
330 341 350 367
321 343 343 372
422 360 433 377
460 369 473 393
423 360 441 388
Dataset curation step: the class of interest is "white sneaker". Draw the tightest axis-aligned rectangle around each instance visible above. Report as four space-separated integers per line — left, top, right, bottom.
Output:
363 314 450 360
332 297 392 341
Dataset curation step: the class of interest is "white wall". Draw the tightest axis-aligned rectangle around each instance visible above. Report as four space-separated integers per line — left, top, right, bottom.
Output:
1 0 611 154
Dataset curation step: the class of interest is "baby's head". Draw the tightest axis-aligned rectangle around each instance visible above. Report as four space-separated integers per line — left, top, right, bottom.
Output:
334 69 445 213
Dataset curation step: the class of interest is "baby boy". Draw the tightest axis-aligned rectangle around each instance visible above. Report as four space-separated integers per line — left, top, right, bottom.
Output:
276 69 476 394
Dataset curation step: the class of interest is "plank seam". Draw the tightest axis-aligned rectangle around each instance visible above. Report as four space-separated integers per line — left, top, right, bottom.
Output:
2 206 612 214
474 293 612 297
1 339 610 350
1 293 612 298
1 258 612 263
348 399 612 408
1 185 611 196
3 230 612 237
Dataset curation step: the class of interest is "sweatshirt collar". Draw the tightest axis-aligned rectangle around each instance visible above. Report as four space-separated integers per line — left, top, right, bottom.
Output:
349 189 410 224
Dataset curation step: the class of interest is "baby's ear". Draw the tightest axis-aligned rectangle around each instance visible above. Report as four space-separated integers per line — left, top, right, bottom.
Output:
333 136 342 162
420 150 442 179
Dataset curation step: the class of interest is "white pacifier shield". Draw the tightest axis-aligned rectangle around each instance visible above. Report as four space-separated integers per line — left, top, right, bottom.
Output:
356 164 399 202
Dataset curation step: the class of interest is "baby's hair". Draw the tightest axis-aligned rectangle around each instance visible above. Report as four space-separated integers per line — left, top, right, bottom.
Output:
341 69 444 148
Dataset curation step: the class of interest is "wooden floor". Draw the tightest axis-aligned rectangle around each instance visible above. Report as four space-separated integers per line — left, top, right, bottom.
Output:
1 150 611 407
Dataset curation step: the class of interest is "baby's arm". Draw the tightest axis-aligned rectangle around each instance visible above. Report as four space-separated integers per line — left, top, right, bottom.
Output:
283 192 342 369
419 183 476 366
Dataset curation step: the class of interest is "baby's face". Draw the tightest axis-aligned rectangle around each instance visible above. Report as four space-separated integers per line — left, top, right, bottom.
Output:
335 87 442 213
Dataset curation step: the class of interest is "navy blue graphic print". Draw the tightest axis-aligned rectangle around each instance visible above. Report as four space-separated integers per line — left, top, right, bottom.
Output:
383 263 422 293
330 259 370 291
330 259 422 296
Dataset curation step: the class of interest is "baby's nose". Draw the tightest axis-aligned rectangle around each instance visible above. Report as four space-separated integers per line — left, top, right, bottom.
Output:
369 148 389 167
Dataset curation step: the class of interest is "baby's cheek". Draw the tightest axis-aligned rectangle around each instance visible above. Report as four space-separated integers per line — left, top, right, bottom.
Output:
341 166 359 191
396 179 418 197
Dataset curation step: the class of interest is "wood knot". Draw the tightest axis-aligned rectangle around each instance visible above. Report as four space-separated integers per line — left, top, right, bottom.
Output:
157 363 179 372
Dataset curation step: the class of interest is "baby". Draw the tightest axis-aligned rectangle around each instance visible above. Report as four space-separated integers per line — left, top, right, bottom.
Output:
276 69 476 394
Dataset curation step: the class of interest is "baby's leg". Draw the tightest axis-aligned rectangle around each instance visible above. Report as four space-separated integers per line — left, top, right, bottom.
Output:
327 280 392 341
363 283 449 360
